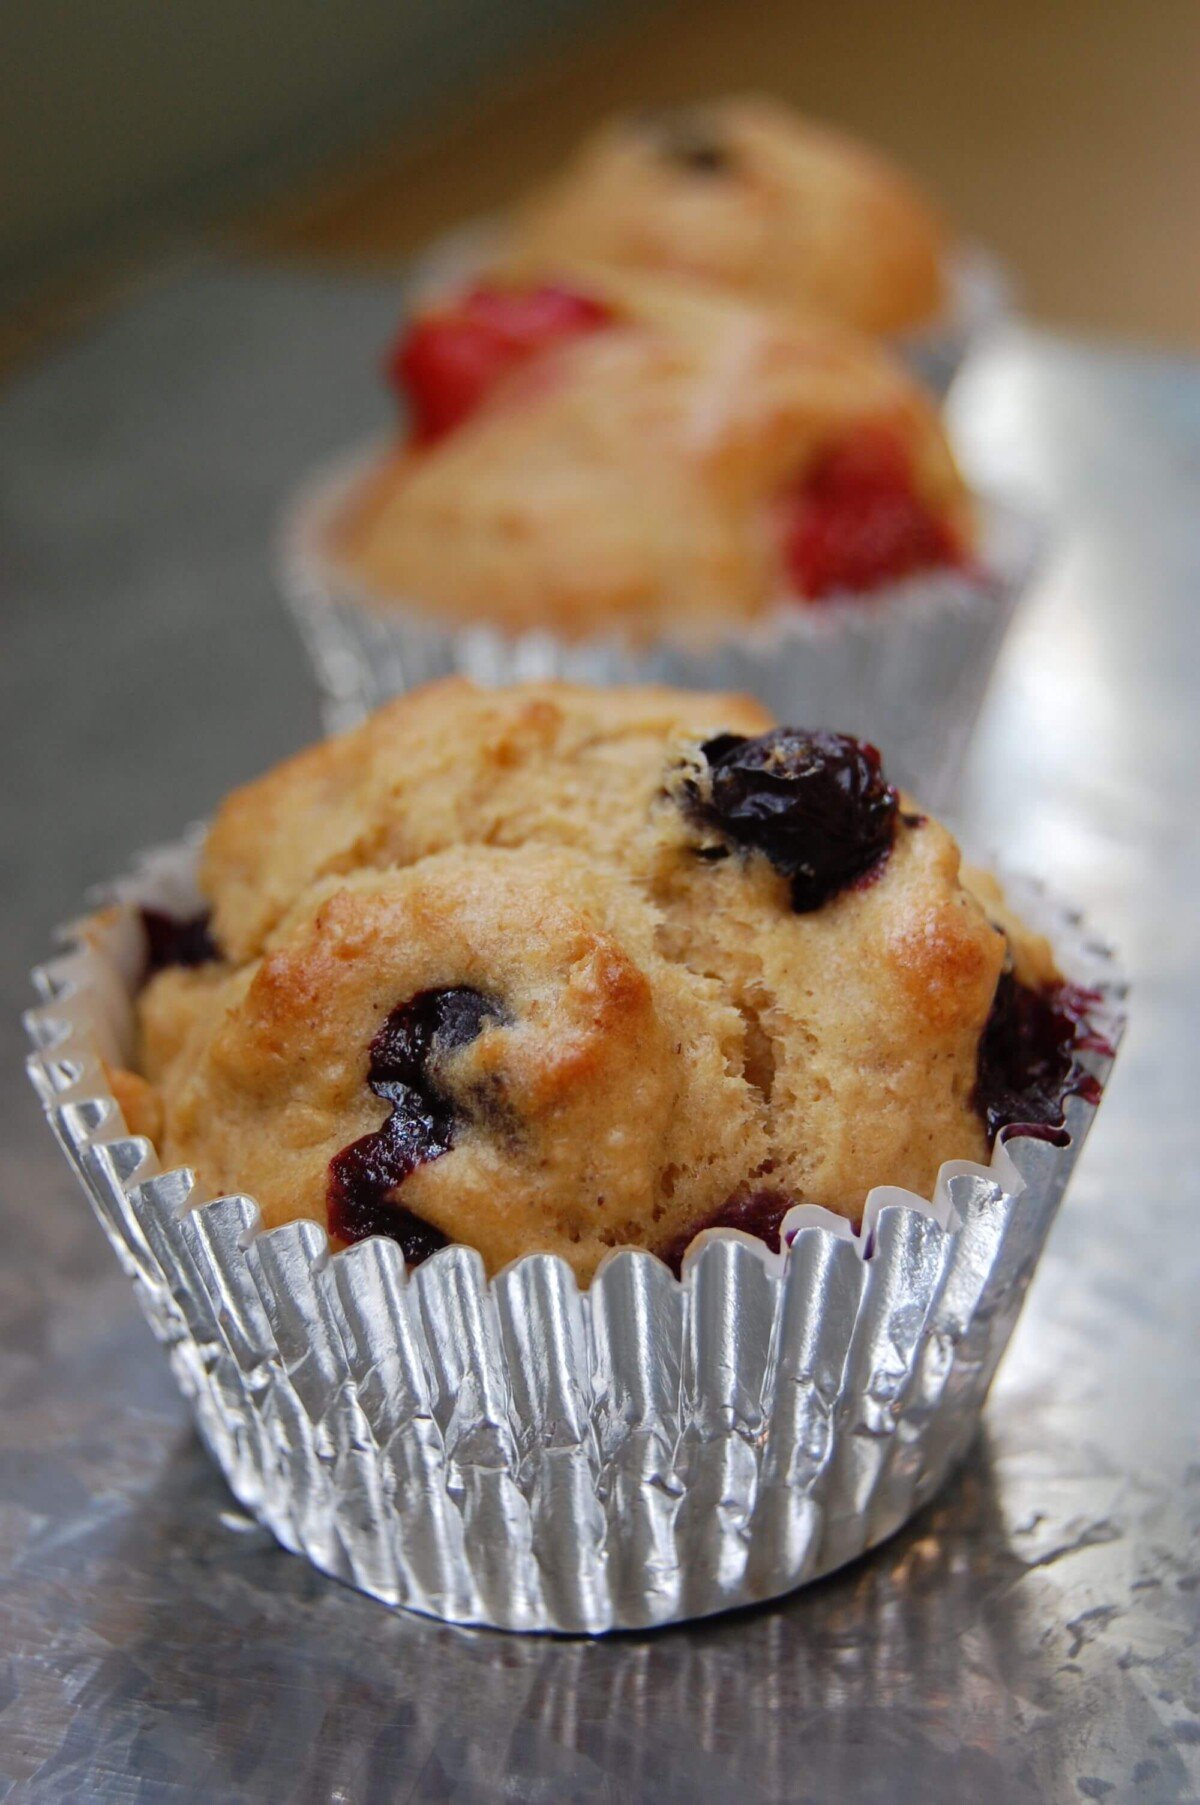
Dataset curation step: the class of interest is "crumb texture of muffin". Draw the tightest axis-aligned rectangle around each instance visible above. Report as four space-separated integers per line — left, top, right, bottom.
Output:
507 96 947 337
337 266 971 641
118 680 1061 1282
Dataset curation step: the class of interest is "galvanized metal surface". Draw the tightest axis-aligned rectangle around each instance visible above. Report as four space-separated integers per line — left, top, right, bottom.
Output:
1 263 1198 1799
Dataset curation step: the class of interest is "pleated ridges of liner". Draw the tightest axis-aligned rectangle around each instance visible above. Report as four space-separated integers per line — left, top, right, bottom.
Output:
23 843 1123 1633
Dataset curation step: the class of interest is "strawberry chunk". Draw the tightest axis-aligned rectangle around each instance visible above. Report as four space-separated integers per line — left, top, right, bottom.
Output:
781 424 964 600
389 284 613 445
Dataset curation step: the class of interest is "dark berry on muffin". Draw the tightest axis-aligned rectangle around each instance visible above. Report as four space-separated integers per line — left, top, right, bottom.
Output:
644 109 737 176
680 727 898 910
974 972 1106 1142
140 908 218 976
327 987 503 1256
660 1186 794 1275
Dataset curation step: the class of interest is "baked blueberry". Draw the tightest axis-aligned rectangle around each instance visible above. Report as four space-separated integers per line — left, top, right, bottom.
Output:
140 908 218 976
327 987 502 1257
682 727 898 910
974 971 1105 1141
645 110 736 176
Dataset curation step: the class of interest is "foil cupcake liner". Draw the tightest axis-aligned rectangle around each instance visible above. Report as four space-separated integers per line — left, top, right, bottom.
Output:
407 217 1014 399
894 245 1013 396
25 839 1123 1635
279 451 1042 807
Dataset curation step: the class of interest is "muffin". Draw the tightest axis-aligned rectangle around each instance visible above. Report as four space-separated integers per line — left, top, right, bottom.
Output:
333 266 973 643
32 680 1120 1630
110 679 1097 1287
506 96 948 339
283 260 1035 801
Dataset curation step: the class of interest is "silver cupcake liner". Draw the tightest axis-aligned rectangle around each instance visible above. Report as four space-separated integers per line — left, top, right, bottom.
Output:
279 454 1043 808
407 215 1014 400
893 244 1014 397
25 838 1123 1634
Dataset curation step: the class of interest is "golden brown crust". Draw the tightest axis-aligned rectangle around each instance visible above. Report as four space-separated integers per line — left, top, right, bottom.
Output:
335 267 971 640
507 96 947 337
960 864 1060 989
202 677 774 962
152 853 762 1268
128 681 1049 1282
106 1062 161 1144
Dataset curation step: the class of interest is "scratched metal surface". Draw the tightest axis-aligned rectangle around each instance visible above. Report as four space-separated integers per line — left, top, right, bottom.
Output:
1 263 1198 1802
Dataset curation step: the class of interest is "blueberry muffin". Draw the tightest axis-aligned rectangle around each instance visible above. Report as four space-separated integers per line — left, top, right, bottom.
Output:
506 96 947 338
110 680 1102 1285
335 267 973 642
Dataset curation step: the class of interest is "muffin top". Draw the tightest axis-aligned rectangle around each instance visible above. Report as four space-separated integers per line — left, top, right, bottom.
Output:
335 267 972 641
506 96 947 337
112 680 1084 1286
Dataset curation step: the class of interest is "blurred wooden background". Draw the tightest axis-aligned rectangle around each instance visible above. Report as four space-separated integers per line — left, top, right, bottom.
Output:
3 0 1197 376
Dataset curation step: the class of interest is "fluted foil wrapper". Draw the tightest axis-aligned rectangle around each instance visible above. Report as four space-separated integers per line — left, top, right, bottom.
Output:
25 839 1123 1635
408 218 1013 401
893 246 1014 397
279 459 1041 806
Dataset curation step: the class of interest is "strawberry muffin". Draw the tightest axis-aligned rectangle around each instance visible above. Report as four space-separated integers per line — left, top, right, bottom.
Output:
333 266 973 641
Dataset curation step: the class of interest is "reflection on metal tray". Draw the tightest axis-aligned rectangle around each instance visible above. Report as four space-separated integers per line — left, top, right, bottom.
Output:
1 262 1198 1801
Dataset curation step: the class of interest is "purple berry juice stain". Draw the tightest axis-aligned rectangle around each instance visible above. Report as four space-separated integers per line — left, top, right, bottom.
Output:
327 987 503 1263
974 972 1107 1142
